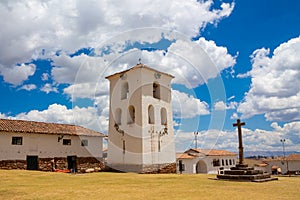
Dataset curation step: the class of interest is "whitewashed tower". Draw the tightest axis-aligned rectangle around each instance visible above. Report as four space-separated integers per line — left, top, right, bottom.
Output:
106 64 176 173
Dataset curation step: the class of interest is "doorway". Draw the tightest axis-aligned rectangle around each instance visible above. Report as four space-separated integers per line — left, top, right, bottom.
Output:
67 156 77 173
26 156 38 170
196 160 207 174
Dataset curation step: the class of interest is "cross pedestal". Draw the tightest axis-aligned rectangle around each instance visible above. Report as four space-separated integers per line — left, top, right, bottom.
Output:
216 119 278 182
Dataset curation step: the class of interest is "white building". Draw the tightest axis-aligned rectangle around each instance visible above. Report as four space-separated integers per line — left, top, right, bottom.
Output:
106 64 176 173
259 154 300 175
177 148 237 174
0 118 105 172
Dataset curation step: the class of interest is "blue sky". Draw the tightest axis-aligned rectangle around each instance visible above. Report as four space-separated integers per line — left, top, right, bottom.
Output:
0 0 300 153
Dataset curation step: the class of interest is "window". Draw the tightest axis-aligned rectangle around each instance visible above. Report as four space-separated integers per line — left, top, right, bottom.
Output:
12 137 23 145
222 159 225 166
225 159 228 166
213 159 220 167
115 108 122 125
148 105 155 124
233 159 235 165
229 159 232 165
153 82 160 99
161 108 167 125
128 105 135 124
63 139 71 145
121 82 129 100
123 140 126 154
81 139 88 146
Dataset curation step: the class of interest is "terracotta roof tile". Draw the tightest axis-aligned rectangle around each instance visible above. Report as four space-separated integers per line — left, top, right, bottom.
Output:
176 153 197 159
287 154 300 161
188 148 237 156
0 118 104 137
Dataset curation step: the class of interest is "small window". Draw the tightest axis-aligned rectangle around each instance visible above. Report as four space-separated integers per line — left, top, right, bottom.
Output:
128 105 135 124
153 82 161 99
12 137 23 145
213 159 220 167
161 108 167 125
229 159 232 165
148 105 155 124
226 159 228 166
121 82 129 100
123 140 126 154
63 139 71 146
115 108 122 125
222 159 225 166
81 139 88 146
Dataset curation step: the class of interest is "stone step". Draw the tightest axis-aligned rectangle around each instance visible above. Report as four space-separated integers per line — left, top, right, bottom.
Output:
252 177 279 182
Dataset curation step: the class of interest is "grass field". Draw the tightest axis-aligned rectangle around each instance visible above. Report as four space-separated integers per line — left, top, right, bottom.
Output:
0 170 299 200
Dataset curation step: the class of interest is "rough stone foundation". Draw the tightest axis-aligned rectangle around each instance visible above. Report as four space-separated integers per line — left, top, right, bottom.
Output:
107 163 176 173
0 157 105 173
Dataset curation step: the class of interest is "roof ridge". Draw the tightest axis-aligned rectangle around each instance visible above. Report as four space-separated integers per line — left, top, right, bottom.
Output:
0 118 105 137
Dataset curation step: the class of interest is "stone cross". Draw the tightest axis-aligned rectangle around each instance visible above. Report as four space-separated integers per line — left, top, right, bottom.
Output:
233 119 246 165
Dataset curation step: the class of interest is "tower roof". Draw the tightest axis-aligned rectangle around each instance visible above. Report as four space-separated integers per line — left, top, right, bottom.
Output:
105 64 175 80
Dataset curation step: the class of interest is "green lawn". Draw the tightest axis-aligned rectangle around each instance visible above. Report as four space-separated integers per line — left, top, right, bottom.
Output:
0 170 299 200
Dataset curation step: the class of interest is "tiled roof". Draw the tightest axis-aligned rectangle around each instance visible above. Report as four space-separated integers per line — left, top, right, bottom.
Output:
287 154 300 161
263 154 300 162
255 163 268 167
105 64 175 79
176 153 197 159
0 118 105 137
187 148 237 156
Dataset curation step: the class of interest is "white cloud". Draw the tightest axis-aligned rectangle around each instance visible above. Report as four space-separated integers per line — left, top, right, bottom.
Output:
40 83 58 94
0 63 36 86
41 73 49 81
19 84 37 91
175 123 300 153
14 103 107 133
214 101 237 111
238 36 300 121
0 0 234 70
48 36 236 100
172 89 209 118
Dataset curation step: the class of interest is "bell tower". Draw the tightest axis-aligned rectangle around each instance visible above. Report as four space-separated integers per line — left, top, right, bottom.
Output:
106 64 176 173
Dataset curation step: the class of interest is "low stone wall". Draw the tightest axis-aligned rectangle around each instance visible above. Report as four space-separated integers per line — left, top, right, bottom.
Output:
107 163 176 173
77 157 105 173
143 163 177 174
0 157 105 173
0 160 26 170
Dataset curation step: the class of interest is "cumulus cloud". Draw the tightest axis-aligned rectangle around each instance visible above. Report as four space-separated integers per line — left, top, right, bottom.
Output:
0 0 234 69
214 101 237 111
14 103 108 133
0 63 36 86
175 123 300 152
238 36 300 121
172 89 209 118
40 83 58 94
19 84 37 91
48 36 236 101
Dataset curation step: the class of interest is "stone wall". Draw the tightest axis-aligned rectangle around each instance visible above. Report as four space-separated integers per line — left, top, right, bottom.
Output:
0 157 105 173
0 160 26 170
143 163 176 174
107 162 176 173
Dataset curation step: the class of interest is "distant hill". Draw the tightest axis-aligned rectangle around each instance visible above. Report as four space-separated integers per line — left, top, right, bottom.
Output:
244 151 300 158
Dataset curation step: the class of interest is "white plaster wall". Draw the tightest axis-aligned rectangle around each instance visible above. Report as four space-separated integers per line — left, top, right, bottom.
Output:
107 66 175 167
0 132 103 160
177 158 197 174
264 160 300 174
177 155 237 174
